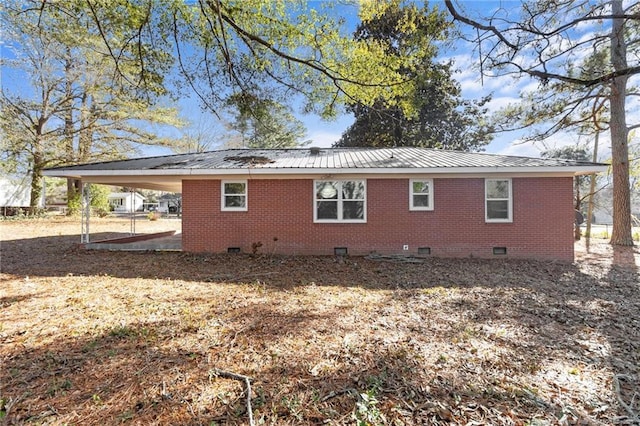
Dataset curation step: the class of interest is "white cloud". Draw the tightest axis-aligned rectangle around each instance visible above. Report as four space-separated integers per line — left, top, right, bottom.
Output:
301 113 353 147
484 95 520 114
492 130 614 161
496 140 543 158
306 130 342 148
518 81 541 96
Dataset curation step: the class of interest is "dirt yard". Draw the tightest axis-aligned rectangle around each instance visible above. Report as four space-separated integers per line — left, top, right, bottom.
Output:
1 217 639 425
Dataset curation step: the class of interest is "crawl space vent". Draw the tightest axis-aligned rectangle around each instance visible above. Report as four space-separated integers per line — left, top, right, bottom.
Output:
334 247 348 256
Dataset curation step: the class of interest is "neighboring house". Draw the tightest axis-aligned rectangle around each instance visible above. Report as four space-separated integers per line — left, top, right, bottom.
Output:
43 148 607 261
158 193 182 214
108 192 145 212
590 187 640 225
0 175 44 213
0 176 31 208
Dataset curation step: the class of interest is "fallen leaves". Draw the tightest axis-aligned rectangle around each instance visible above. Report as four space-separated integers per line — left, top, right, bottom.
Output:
0 217 638 425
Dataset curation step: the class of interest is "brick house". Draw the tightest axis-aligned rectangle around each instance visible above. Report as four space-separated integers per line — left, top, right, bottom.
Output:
43 147 607 261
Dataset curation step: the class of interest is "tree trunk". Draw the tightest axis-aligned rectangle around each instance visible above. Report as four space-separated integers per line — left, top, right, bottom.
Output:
28 114 50 214
574 179 581 241
64 55 77 211
609 0 633 246
78 92 92 162
30 138 44 215
64 56 74 162
29 169 43 214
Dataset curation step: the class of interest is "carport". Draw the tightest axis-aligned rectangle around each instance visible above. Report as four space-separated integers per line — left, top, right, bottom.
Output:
43 155 184 248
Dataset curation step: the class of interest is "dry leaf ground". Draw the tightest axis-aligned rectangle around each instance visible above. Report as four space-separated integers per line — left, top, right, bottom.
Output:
1 217 639 425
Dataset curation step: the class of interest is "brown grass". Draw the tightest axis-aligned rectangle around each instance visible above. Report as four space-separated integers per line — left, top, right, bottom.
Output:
1 217 639 425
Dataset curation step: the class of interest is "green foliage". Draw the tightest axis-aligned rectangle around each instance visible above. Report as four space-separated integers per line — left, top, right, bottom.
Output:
3 0 474 210
227 94 310 148
86 0 432 118
147 211 161 221
65 184 112 216
67 191 82 216
90 184 111 213
0 0 184 209
353 390 385 426
336 1 493 151
542 146 593 196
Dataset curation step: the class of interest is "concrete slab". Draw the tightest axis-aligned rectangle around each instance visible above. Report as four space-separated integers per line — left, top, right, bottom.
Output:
85 232 182 251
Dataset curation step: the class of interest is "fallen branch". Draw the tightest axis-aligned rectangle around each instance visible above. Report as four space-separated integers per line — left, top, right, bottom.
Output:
321 388 357 402
365 254 425 263
614 374 639 424
209 368 255 426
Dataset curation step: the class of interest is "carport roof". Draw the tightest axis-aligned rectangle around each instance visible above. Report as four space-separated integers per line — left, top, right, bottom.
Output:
43 147 608 192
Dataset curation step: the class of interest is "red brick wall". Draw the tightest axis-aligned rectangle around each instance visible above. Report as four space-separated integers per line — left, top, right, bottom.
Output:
182 177 575 261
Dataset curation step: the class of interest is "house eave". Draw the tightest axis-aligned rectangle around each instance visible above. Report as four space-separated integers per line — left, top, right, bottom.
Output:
43 165 608 178
41 165 607 193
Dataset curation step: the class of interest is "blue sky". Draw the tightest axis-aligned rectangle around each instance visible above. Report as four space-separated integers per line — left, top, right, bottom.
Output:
2 1 637 161
301 0 636 160
158 0 637 160
147 0 530 157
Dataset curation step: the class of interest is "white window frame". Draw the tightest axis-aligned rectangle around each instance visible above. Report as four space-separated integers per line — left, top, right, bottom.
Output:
485 178 512 223
314 180 367 223
221 180 248 211
409 178 434 211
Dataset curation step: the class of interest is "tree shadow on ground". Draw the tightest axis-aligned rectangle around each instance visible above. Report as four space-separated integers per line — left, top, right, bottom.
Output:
3 294 629 425
606 246 640 422
2 304 399 425
612 245 638 270
0 293 43 309
2 233 639 424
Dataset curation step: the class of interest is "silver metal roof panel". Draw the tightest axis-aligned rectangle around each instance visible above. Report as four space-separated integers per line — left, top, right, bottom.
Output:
44 147 606 172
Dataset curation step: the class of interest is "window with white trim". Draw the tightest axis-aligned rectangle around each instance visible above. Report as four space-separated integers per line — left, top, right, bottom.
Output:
314 180 366 222
410 179 434 211
221 180 247 211
485 178 512 222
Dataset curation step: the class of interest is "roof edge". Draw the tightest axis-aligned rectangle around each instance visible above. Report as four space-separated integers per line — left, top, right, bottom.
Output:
43 164 608 178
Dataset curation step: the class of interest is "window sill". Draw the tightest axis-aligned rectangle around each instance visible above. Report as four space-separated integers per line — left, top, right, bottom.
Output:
314 219 367 224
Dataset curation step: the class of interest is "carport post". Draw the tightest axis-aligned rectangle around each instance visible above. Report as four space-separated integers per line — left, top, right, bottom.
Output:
129 187 136 236
81 182 91 243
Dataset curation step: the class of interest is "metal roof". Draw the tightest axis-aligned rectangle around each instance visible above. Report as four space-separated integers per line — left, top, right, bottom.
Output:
42 148 607 193
44 147 605 172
